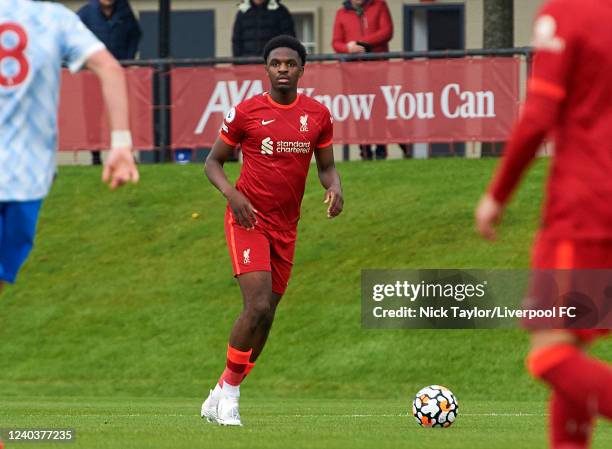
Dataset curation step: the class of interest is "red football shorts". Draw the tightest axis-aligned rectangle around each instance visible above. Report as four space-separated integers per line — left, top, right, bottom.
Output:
530 235 611 343
224 208 296 295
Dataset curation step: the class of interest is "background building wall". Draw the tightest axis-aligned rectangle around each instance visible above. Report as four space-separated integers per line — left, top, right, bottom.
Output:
61 0 545 57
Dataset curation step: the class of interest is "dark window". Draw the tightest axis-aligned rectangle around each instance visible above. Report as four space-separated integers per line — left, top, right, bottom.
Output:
139 10 215 59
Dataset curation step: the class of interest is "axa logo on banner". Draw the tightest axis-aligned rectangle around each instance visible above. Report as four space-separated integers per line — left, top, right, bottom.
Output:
194 80 497 134
195 80 264 134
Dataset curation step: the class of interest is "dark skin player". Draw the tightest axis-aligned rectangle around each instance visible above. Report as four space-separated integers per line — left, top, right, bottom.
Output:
205 46 343 361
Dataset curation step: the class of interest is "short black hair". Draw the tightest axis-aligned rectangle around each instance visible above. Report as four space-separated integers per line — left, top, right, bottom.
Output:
263 35 307 66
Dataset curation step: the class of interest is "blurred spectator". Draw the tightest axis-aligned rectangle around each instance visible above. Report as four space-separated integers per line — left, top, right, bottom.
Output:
333 0 393 160
232 0 296 58
78 0 141 60
78 0 141 165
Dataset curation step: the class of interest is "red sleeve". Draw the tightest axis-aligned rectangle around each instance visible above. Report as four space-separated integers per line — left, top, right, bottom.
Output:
219 105 245 147
332 11 349 54
316 108 334 149
488 1 575 204
361 1 393 48
488 96 558 204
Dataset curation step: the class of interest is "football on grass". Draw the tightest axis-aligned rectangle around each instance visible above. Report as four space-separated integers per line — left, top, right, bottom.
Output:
412 385 459 428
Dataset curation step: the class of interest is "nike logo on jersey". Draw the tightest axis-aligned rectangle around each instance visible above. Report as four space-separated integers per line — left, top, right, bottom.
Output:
262 119 275 126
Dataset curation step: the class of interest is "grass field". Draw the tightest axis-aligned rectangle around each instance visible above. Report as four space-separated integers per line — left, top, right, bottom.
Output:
0 159 610 448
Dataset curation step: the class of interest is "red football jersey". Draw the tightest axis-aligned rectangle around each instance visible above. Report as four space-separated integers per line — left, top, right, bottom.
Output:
219 93 334 230
491 0 612 238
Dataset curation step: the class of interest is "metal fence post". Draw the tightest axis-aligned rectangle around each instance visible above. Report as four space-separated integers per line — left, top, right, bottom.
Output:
157 0 171 163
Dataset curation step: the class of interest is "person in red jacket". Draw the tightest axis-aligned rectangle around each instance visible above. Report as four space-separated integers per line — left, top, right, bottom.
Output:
333 0 393 54
332 0 393 160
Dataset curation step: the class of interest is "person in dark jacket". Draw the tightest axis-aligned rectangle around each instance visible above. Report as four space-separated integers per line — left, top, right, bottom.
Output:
232 0 296 58
78 0 141 165
78 0 141 61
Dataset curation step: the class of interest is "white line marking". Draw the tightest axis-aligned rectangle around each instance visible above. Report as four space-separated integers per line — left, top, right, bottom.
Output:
34 412 548 418
287 413 547 418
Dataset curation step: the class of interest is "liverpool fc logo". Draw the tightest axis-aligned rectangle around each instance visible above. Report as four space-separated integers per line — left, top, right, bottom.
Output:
243 249 251 265
300 114 309 132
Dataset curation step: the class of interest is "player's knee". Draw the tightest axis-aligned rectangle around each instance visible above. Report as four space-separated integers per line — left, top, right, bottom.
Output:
526 331 581 379
245 298 275 328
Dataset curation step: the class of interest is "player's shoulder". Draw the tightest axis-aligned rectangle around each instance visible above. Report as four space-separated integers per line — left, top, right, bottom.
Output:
533 0 589 50
299 94 331 117
538 0 585 19
30 0 76 18
18 0 80 28
233 93 268 114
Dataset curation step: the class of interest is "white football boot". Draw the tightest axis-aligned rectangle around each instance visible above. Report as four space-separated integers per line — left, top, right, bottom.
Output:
200 386 222 423
217 390 242 426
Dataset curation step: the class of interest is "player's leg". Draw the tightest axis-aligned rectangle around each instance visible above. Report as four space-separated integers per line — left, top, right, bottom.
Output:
221 271 286 385
0 200 42 290
549 390 594 449
229 271 278 355
246 291 282 363
202 210 274 425
0 203 5 295
212 271 278 426
217 271 278 392
528 330 611 449
527 237 612 448
210 228 295 425
235 227 295 374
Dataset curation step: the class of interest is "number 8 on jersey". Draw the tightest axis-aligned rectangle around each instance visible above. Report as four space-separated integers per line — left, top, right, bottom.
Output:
0 22 30 87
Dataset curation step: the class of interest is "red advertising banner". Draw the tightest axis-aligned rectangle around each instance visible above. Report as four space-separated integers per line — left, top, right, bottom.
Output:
58 67 154 151
171 58 520 147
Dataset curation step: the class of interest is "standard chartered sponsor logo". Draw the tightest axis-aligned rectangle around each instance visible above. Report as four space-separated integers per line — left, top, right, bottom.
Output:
260 138 311 155
261 137 274 155
277 141 311 154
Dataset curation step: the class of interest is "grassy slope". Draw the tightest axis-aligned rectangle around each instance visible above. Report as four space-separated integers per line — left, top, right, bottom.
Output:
0 159 609 403
1 159 611 449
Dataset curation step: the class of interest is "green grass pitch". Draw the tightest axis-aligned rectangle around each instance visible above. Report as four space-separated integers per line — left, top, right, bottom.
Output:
0 159 610 448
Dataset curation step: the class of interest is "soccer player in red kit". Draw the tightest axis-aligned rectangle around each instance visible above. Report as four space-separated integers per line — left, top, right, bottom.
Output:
201 35 343 426
475 1 612 447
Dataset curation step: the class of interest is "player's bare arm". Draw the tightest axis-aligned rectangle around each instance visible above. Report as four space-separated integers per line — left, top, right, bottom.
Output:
205 138 258 229
85 49 139 190
315 145 343 219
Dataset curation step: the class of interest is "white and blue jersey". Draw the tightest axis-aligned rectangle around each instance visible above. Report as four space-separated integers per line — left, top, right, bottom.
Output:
0 0 104 201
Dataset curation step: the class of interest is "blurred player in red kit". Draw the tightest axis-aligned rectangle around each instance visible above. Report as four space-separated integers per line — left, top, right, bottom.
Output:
476 1 611 448
201 35 343 426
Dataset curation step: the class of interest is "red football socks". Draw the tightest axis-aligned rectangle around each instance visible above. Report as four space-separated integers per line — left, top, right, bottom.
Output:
218 345 252 387
549 391 592 449
242 362 255 381
528 344 612 419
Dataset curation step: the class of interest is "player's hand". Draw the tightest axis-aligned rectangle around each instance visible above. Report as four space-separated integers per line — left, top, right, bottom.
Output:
475 193 503 241
347 41 366 54
102 148 139 190
227 189 258 229
324 186 344 219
